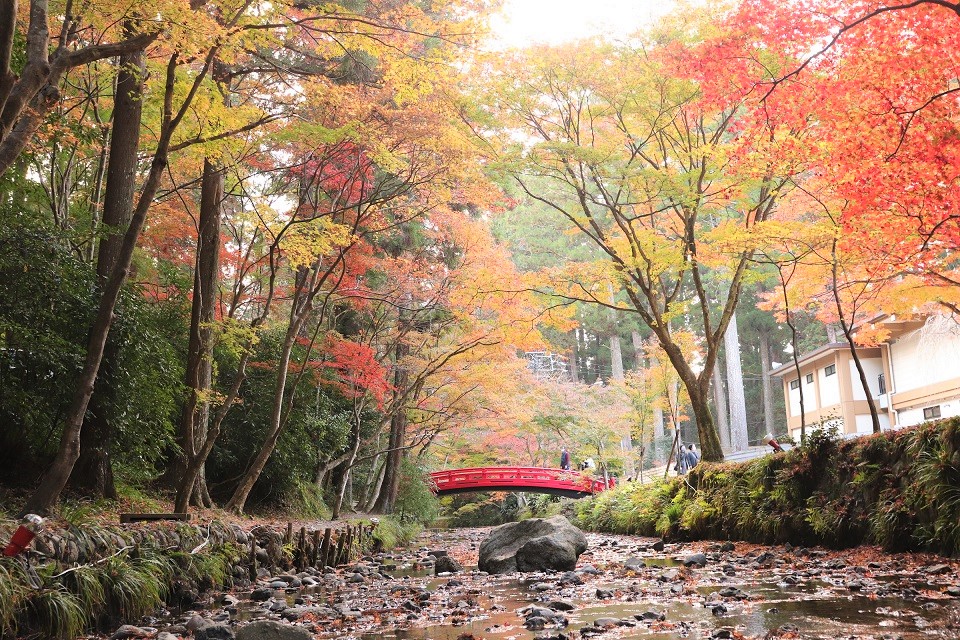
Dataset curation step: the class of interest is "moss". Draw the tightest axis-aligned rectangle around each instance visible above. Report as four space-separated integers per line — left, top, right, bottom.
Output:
578 417 960 555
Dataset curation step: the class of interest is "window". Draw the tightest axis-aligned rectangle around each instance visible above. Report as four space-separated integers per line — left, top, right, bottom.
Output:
806 373 814 384
789 379 800 390
923 406 942 420
825 364 836 376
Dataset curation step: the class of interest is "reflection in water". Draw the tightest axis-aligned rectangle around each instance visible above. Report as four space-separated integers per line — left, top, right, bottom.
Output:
352 569 960 640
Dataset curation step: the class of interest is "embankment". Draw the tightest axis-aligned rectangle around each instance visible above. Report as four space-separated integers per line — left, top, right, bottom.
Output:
576 418 960 555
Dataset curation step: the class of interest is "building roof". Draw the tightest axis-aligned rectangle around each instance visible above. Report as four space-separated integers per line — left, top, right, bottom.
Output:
769 342 848 378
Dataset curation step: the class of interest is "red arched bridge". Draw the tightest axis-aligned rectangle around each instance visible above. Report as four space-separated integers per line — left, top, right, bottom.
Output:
429 467 615 498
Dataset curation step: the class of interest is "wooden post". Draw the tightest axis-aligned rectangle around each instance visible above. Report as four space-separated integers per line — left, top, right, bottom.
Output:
284 522 293 546
248 536 257 581
320 528 332 567
333 529 346 566
311 529 320 567
297 527 306 571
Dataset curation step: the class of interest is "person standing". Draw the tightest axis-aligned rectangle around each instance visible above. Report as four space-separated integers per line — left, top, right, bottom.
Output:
560 447 571 470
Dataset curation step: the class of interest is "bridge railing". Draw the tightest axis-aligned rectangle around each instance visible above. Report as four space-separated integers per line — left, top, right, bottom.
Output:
429 466 613 494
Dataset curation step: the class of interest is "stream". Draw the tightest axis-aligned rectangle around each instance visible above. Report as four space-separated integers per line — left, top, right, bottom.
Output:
140 527 960 640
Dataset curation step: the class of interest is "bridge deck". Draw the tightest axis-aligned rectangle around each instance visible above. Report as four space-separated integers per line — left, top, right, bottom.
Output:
429 466 613 498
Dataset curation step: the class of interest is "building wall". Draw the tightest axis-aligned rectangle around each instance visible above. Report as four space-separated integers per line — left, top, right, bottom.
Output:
891 327 960 393
889 324 960 427
849 357 884 400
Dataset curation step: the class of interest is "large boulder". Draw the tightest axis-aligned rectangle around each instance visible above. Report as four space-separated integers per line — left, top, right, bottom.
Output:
236 621 312 640
478 515 587 574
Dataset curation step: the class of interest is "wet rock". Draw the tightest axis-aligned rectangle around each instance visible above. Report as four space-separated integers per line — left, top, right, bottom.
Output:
635 611 665 621
651 539 665 552
595 588 614 599
348 572 366 583
435 555 463 574
525 616 547 630
558 571 584 586
195 624 235 640
236 620 313 640
579 564 600 575
719 542 735 552
110 625 151 639
429 550 449 558
946 586 960 597
926 564 951 575
547 600 575 611
594 617 621 629
623 556 646 571
156 633 179 640
682 553 707 567
251 587 275 601
846 580 864 591
711 604 728 616
532 582 553 591
824 558 846 569
709 629 734 639
718 586 748 599
221 594 240 607
186 615 208 632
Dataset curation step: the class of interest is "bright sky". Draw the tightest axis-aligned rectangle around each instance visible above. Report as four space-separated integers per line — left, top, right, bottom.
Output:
488 0 681 48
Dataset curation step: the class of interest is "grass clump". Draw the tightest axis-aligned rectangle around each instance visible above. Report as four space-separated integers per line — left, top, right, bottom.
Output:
370 516 421 551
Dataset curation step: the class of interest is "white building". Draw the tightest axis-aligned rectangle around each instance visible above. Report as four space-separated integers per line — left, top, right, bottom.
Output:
771 314 960 441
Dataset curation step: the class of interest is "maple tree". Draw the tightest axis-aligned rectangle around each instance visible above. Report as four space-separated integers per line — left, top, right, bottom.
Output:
474 26 805 462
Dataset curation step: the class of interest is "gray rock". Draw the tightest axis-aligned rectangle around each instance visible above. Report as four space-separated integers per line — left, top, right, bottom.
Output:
682 553 707 567
946 586 960 597
596 588 614 599
594 617 621 628
157 633 179 640
236 620 313 640
719 542 735 552
478 516 587 574
636 611 665 621
251 587 275 601
196 624 235 640
110 625 150 639
525 616 547 630
188 615 214 632
651 539 665 552
435 555 463 574
547 600 575 611
623 556 646 571
927 564 951 575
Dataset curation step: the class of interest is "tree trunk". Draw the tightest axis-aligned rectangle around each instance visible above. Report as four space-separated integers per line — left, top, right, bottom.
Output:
724 312 749 452
759 331 777 437
712 366 730 450
224 278 309 513
68 33 146 500
373 338 410 514
609 334 624 381
831 238 881 433
570 329 580 383
175 158 223 512
331 415 362 519
631 331 644 370
21 53 194 516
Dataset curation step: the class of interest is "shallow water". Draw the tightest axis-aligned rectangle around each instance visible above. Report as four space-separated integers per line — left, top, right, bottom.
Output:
162 528 960 640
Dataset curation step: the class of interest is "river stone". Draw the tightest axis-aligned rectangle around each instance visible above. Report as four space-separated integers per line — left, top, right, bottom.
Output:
435 555 463 574
682 553 707 567
110 625 151 639
479 516 587 574
624 556 646 571
195 624 235 640
236 620 313 640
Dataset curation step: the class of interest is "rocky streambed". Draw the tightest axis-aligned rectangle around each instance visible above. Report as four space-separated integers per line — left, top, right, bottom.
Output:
107 526 960 640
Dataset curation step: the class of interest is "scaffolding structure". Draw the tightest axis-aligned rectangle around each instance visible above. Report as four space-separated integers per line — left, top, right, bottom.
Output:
524 351 571 382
